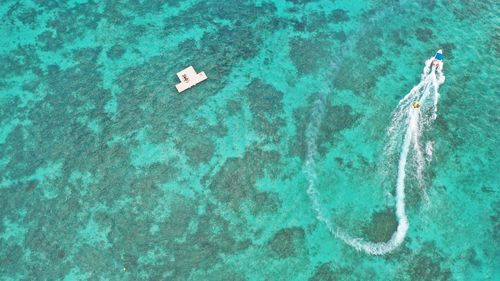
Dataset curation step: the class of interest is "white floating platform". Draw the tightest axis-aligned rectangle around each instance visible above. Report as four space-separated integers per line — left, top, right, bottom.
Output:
175 66 207 93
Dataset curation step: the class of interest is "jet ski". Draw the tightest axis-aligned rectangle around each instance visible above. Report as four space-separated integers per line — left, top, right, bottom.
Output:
412 101 421 109
432 49 444 67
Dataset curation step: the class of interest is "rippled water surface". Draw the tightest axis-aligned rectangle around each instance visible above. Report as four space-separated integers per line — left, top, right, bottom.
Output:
0 0 498 280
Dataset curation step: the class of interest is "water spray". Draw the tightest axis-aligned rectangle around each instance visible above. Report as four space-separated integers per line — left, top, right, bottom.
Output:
305 53 445 255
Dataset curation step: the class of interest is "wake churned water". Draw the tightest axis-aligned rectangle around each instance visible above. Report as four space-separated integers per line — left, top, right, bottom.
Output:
305 57 445 255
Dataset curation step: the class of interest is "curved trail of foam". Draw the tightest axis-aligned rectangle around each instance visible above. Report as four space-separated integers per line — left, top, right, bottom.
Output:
305 58 445 255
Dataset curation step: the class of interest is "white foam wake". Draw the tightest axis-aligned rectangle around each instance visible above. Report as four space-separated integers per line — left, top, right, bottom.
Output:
305 57 445 255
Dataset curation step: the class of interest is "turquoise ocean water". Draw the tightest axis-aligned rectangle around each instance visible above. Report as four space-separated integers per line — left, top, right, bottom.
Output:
0 0 499 280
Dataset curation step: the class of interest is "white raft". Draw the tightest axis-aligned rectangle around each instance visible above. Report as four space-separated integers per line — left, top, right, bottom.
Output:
175 66 207 93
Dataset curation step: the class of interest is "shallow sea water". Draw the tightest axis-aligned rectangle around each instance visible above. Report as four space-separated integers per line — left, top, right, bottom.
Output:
0 0 499 280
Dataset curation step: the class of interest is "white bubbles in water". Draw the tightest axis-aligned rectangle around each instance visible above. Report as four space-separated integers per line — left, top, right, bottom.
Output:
305 56 445 255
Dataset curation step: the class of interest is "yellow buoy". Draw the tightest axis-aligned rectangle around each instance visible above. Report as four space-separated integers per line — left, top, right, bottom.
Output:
412 101 421 109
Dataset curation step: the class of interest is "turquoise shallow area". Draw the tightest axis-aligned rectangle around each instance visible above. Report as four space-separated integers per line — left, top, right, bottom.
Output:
0 0 499 280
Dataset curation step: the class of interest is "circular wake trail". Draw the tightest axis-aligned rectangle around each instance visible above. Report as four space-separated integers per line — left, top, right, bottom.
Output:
305 58 445 255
